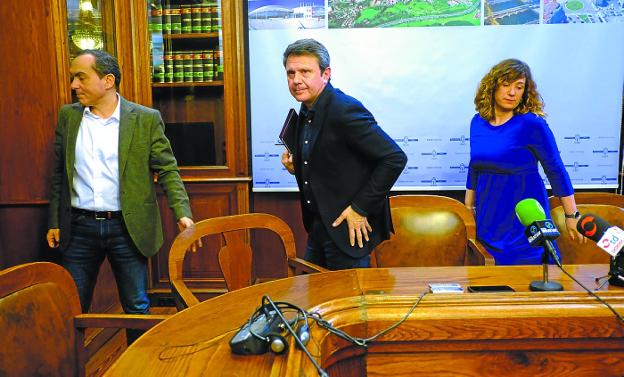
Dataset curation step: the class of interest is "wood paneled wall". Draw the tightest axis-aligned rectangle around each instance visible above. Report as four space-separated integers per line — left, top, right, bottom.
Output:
0 0 67 269
252 192 309 278
152 182 249 296
0 0 120 314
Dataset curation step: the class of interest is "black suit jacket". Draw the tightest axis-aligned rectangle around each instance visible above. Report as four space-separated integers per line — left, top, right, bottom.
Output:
293 83 407 258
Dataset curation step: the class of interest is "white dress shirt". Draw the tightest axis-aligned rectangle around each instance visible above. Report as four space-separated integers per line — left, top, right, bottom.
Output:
71 95 122 211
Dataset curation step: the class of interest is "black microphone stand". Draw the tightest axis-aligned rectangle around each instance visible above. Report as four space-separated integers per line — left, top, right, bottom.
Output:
607 253 624 287
529 242 563 292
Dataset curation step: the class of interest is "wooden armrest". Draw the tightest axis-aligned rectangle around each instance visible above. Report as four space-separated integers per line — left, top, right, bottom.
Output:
288 257 329 274
467 239 495 266
74 313 170 369
171 279 200 311
74 313 169 330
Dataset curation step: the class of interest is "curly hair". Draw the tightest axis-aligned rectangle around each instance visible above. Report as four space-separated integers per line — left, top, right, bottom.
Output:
474 59 545 121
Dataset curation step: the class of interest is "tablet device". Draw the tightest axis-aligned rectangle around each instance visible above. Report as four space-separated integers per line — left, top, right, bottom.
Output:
467 285 515 293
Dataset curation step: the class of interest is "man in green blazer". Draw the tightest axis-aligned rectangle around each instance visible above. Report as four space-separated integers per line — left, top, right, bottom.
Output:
46 50 193 341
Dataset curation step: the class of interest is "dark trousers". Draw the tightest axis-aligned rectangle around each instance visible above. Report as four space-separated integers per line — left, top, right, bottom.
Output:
61 212 150 344
304 217 371 270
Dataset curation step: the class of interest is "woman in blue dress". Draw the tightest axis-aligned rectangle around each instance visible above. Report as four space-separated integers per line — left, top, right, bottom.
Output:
465 59 584 265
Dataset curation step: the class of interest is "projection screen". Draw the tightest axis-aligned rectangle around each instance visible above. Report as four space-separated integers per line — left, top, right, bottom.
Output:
247 0 624 192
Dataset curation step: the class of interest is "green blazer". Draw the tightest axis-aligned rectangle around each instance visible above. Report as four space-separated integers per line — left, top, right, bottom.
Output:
48 97 192 257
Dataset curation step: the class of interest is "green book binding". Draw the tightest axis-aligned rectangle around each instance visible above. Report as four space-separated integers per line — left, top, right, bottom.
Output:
150 5 163 33
173 51 184 82
210 3 220 32
193 52 204 82
162 3 172 34
164 51 174 83
170 4 181 34
181 5 192 33
153 64 165 83
203 50 214 82
214 49 223 80
191 6 202 33
201 4 212 33
183 51 193 82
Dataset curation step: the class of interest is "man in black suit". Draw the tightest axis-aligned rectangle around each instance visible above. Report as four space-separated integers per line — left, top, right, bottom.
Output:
281 39 407 270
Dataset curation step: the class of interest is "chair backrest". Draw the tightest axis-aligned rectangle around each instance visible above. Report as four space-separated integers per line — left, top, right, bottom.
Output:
169 213 299 309
373 195 490 267
0 262 168 377
549 192 624 264
0 262 82 377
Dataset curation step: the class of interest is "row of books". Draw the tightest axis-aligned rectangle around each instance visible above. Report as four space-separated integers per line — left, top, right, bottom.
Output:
153 50 224 83
150 1 221 34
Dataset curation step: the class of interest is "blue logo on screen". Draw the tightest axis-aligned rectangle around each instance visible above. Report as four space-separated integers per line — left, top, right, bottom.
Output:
449 135 469 145
420 177 447 186
564 134 590 144
254 178 280 187
592 148 618 158
254 152 279 161
590 176 617 184
565 162 589 172
396 136 418 146
422 150 447 160
450 163 468 173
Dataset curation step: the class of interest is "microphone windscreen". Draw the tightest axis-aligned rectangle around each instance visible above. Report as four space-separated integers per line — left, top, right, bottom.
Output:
515 198 547 226
576 213 611 242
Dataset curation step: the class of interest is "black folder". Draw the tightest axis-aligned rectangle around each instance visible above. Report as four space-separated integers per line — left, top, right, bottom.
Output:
279 108 298 154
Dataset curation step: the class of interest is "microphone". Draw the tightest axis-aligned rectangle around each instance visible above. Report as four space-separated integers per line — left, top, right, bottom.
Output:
229 304 286 355
514 198 563 291
263 296 328 377
515 197 547 226
576 214 624 257
515 198 561 258
576 213 624 287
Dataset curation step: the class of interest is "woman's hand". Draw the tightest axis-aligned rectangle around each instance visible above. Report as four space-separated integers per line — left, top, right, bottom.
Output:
564 216 586 244
559 195 585 244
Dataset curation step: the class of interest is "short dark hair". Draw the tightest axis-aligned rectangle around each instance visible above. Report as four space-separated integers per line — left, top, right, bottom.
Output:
282 38 330 72
76 49 122 88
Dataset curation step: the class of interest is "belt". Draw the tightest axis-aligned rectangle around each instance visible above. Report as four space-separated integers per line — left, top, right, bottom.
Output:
72 208 122 220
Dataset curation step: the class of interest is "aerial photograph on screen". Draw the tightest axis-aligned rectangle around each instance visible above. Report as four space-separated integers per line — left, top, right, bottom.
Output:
327 0 481 28
483 0 540 25
543 0 624 23
248 0 326 29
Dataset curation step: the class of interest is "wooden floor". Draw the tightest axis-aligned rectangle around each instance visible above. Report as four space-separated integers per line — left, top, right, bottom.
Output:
86 307 177 377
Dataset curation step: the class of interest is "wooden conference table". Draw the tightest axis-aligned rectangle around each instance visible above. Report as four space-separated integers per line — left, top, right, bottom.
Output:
105 265 624 377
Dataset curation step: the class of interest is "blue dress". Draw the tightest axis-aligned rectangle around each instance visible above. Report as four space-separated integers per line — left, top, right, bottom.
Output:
466 112 574 265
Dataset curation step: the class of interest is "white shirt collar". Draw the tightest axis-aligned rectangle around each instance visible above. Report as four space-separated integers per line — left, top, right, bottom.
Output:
83 93 121 122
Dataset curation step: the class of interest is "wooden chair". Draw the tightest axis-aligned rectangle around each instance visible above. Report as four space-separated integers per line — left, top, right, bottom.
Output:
549 192 624 264
168 213 327 310
0 262 167 377
372 195 494 267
